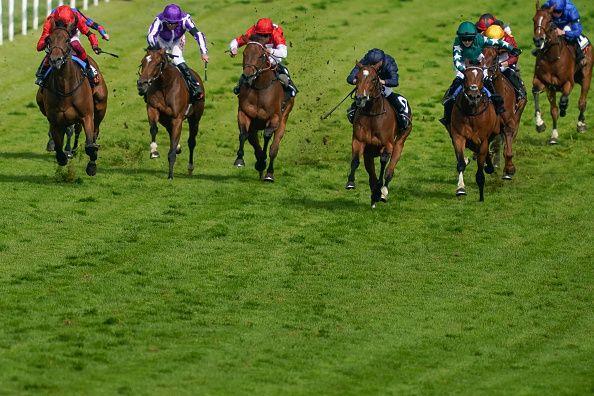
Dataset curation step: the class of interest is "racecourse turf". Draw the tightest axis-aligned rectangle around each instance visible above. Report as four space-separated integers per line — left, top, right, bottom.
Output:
0 0 593 394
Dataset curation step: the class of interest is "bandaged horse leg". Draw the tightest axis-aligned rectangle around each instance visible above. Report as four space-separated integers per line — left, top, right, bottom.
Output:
346 140 364 189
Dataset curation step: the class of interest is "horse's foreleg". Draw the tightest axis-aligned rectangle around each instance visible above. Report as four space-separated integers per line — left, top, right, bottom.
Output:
376 149 390 203
533 79 546 133
559 81 572 118
383 133 410 200
547 89 560 144
64 125 74 157
51 124 67 166
263 115 284 183
235 110 251 168
363 150 378 208
346 139 364 190
148 106 160 159
502 124 516 180
577 72 591 133
46 127 55 152
82 115 98 176
476 140 489 202
452 133 467 196
167 118 183 180
187 115 199 175
246 130 266 179
72 124 82 155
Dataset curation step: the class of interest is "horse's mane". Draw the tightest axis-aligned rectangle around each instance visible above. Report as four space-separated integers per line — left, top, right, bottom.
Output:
248 34 269 45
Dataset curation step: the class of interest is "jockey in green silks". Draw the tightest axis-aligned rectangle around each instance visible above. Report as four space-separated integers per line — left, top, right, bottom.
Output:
440 21 522 127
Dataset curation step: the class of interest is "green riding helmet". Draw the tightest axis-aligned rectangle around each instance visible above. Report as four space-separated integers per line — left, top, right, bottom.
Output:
457 21 478 40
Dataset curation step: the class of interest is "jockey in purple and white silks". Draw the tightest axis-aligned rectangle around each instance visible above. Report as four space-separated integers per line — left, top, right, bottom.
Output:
147 3 208 100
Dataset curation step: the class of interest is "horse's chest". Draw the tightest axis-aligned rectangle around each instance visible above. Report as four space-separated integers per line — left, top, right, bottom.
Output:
241 103 271 120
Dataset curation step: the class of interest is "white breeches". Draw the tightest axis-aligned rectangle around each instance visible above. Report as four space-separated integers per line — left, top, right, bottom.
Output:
157 36 186 65
382 86 393 97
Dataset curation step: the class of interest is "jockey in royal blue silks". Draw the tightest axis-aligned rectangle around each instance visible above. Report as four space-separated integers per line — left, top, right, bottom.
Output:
542 0 589 66
346 48 411 130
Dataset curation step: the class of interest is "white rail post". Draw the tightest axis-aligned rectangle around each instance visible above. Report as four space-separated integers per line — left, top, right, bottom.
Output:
33 0 38 29
21 0 27 35
46 0 50 16
57 0 62 6
93 0 97 6
69 0 73 7
82 0 86 10
0 0 3 45
8 0 13 41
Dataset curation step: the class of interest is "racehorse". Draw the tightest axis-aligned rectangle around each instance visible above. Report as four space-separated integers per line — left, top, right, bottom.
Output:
45 56 108 158
483 47 527 180
450 61 500 201
233 36 294 182
36 22 104 176
532 1 593 144
345 62 412 208
137 48 205 180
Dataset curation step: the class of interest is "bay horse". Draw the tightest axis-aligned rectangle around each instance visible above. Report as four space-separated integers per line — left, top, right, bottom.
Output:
233 36 294 182
532 1 593 144
137 48 205 180
36 23 103 176
345 62 412 208
450 62 499 201
483 47 527 180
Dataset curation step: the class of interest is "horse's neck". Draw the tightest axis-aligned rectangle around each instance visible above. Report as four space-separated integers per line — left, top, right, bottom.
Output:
459 94 486 114
52 60 80 91
158 64 180 90
368 95 385 113
254 69 276 88
543 36 568 61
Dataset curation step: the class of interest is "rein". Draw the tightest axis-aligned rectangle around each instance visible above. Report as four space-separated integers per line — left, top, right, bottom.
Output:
241 41 279 91
138 52 168 89
354 72 387 118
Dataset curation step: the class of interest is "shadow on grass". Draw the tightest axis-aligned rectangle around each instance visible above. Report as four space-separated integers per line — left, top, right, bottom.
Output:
284 196 363 210
0 173 58 185
104 165 251 182
0 151 53 161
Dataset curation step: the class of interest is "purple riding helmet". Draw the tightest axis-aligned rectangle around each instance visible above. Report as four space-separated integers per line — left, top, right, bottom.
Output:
162 4 183 23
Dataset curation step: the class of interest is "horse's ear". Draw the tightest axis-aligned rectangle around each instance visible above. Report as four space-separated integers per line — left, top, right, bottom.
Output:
356 62 363 69
66 21 75 34
50 17 56 31
535 0 540 10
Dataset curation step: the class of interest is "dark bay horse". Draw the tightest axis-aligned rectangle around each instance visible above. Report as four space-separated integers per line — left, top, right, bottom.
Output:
345 62 412 208
450 63 500 201
36 23 103 176
137 48 205 180
233 37 294 182
533 1 593 144
483 47 527 180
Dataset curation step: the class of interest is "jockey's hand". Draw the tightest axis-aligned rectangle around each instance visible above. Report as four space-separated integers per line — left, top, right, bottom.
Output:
102 33 110 41
230 47 238 57
501 61 509 68
93 46 101 55
556 28 565 36
201 54 209 63
379 79 386 85
510 47 522 57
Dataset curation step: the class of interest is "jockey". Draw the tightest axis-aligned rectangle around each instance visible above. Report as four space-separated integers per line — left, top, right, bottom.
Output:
228 18 298 97
147 3 208 101
484 24 526 100
346 48 410 130
440 22 521 127
35 5 101 86
476 13 514 36
542 0 587 66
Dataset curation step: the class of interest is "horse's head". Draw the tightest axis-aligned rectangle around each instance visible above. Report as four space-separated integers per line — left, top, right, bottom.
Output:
481 47 500 77
533 2 556 49
137 48 167 96
462 61 486 106
241 37 271 86
47 20 73 70
354 61 382 108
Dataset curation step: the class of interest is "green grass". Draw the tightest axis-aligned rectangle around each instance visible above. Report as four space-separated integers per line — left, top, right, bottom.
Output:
1 0 594 393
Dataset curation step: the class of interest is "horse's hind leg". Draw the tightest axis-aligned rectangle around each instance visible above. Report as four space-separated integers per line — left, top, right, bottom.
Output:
577 71 591 133
547 88 560 144
533 79 546 133
82 115 98 176
363 150 378 208
148 106 160 159
167 118 183 180
346 139 364 190
383 132 410 201
187 114 199 175
376 149 390 203
235 110 251 168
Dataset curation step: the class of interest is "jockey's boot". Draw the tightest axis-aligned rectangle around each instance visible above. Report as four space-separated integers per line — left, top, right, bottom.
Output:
503 68 526 100
277 64 298 97
177 62 203 101
574 41 587 67
439 77 463 127
484 78 505 114
387 93 411 131
84 60 97 87
347 102 357 124
233 74 246 95
35 61 50 86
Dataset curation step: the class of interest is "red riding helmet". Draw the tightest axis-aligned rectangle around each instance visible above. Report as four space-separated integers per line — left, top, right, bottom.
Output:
476 13 496 32
54 5 76 26
254 18 274 35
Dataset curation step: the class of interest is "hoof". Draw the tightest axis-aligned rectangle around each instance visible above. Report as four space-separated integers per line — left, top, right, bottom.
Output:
548 138 558 145
464 157 471 166
86 162 97 176
345 181 356 190
577 122 587 133
485 164 495 175
234 158 245 168
150 151 160 159
66 151 74 159
56 152 68 166
502 174 513 180
380 186 389 202
263 173 275 182
46 139 55 152
188 163 194 175
176 144 182 155
371 203 377 209
536 123 546 133
560 109 567 118
456 188 467 197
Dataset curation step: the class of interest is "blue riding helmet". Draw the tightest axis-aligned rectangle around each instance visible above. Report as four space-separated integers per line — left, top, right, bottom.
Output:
364 48 386 64
548 0 566 11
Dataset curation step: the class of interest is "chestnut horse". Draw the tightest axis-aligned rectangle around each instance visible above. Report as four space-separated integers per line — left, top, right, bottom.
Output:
137 48 205 180
36 24 104 176
483 47 527 180
532 1 593 144
233 37 294 182
450 62 500 201
345 62 412 208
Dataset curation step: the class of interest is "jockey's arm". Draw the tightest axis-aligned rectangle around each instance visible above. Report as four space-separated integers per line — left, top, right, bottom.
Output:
346 65 359 85
564 21 583 40
76 18 99 49
147 17 162 48
487 37 514 52
75 8 109 40
184 15 208 55
268 44 287 60
36 17 52 51
383 58 399 87
452 39 465 72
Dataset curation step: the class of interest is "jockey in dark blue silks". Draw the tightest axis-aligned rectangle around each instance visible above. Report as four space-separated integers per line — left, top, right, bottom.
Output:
346 48 411 130
542 0 588 66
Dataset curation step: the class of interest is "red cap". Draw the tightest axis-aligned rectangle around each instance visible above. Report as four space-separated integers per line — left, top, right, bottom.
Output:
254 18 274 35
476 14 496 32
54 5 76 26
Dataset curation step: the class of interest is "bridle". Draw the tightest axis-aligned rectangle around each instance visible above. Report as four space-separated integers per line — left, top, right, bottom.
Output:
354 66 386 117
534 12 560 53
137 50 168 93
241 41 277 90
44 26 86 97
458 66 490 116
